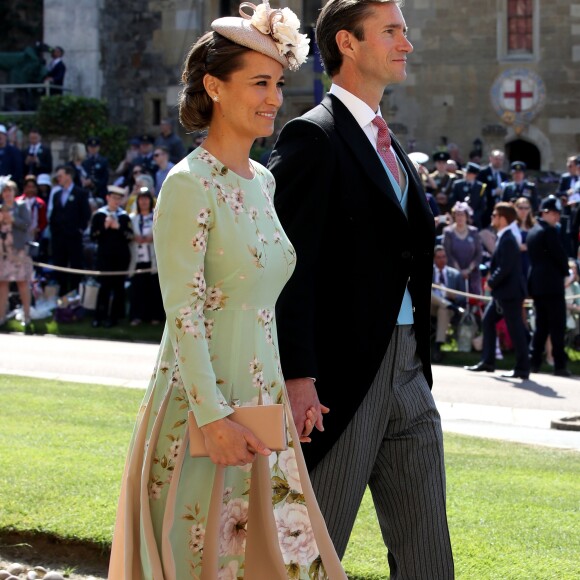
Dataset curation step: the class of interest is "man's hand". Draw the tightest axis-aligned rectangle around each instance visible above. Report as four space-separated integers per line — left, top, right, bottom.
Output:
285 378 329 443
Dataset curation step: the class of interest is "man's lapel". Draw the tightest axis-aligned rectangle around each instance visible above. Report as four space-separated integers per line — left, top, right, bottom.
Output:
322 95 403 214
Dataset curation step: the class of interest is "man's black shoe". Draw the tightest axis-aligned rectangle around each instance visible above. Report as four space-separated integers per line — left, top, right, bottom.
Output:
530 364 541 373
464 362 494 372
432 343 444 363
500 370 529 380
554 368 572 378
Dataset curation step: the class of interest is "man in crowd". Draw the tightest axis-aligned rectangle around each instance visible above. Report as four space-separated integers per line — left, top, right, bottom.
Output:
49 165 91 295
465 202 530 379
557 155 579 195
154 119 186 164
428 150 456 214
82 136 109 200
0 124 23 186
478 149 508 227
502 161 539 212
269 1 454 576
153 146 174 195
132 134 157 175
527 195 572 377
21 129 52 176
42 46 66 95
431 245 466 362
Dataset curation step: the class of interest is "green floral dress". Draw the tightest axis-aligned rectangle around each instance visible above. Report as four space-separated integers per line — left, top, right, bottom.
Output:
109 148 346 580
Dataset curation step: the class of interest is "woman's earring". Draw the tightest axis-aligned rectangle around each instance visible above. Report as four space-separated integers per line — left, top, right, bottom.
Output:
212 95 219 102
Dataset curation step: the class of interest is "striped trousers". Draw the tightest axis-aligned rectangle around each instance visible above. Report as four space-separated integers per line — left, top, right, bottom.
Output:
309 325 454 579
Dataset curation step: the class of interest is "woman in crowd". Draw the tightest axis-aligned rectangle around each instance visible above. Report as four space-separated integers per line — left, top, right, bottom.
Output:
443 201 483 295
128 188 163 326
515 196 536 279
125 172 155 214
0 179 33 327
108 3 345 578
66 142 88 187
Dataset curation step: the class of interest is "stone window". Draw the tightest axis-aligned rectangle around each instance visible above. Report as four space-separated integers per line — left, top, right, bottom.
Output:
507 0 533 53
498 0 539 62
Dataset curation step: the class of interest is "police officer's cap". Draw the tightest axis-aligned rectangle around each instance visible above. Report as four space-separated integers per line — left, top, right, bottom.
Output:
575 155 580 165
465 162 481 174
432 151 450 162
540 195 562 213
86 136 100 147
140 134 155 144
510 160 526 172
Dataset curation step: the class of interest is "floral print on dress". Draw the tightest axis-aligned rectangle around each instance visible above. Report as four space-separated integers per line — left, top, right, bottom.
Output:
110 148 335 580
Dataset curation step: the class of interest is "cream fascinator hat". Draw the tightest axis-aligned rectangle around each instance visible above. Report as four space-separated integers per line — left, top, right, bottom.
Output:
211 1 310 71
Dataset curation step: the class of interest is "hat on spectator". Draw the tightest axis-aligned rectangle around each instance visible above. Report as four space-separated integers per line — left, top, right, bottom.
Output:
37 173 52 186
130 137 141 146
86 136 100 147
540 195 562 213
0 125 7 134
510 161 526 172
432 151 450 163
451 201 473 216
465 162 480 174
107 185 126 196
140 134 155 144
574 155 580 165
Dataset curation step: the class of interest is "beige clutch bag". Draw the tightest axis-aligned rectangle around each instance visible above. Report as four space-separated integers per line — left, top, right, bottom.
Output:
188 404 288 457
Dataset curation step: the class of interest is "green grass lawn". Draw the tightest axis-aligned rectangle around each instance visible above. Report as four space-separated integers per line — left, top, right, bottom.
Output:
0 375 579 579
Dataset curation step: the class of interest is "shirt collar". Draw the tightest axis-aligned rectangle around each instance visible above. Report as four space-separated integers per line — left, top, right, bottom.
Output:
329 84 382 131
496 225 510 240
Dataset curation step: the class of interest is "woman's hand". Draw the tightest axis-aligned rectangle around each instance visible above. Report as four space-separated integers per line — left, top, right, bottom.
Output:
200 416 271 467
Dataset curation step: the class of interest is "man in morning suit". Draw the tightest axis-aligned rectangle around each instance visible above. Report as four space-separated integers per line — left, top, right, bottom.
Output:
268 1 454 577
49 165 91 294
465 202 530 379
527 196 572 377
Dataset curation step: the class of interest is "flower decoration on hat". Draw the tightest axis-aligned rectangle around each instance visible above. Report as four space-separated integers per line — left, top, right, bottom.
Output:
241 1 309 71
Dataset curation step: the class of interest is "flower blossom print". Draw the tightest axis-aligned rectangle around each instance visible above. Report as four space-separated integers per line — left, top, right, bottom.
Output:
274 502 319 567
219 497 249 556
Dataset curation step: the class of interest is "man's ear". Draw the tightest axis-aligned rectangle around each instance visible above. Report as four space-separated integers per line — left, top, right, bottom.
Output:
335 30 356 59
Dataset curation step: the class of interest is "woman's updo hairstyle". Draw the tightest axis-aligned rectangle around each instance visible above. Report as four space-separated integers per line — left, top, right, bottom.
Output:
179 31 252 131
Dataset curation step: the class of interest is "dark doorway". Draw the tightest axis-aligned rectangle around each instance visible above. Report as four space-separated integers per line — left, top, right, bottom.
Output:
505 139 541 170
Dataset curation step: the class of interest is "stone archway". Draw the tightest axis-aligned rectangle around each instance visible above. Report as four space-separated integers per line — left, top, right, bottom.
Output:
505 139 541 170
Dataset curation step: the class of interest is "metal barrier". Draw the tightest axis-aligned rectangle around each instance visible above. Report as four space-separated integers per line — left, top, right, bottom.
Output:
0 83 72 114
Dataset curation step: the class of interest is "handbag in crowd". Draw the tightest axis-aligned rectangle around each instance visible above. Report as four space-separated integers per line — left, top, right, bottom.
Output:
188 404 287 457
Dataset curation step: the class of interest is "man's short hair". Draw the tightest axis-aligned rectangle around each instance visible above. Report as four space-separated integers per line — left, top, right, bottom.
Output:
316 0 401 77
434 244 446 255
56 164 75 178
494 202 517 224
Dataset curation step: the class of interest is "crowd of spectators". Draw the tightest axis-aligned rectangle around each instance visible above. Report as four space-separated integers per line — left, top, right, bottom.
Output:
426 148 580 374
0 119 198 328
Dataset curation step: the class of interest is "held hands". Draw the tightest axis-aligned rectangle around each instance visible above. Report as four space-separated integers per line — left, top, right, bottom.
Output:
285 378 329 443
200 416 271 467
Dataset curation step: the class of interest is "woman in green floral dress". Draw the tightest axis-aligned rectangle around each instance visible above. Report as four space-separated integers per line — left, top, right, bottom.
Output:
109 3 346 579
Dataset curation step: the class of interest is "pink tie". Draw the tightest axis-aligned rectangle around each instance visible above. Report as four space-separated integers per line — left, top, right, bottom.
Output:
372 116 400 184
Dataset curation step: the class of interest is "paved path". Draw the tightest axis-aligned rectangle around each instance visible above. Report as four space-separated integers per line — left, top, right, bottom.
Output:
1 334 578 450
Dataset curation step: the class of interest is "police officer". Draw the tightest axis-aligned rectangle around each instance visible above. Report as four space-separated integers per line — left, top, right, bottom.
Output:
82 136 109 201
132 134 157 176
449 162 487 228
527 195 572 377
502 161 539 212
428 150 457 214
